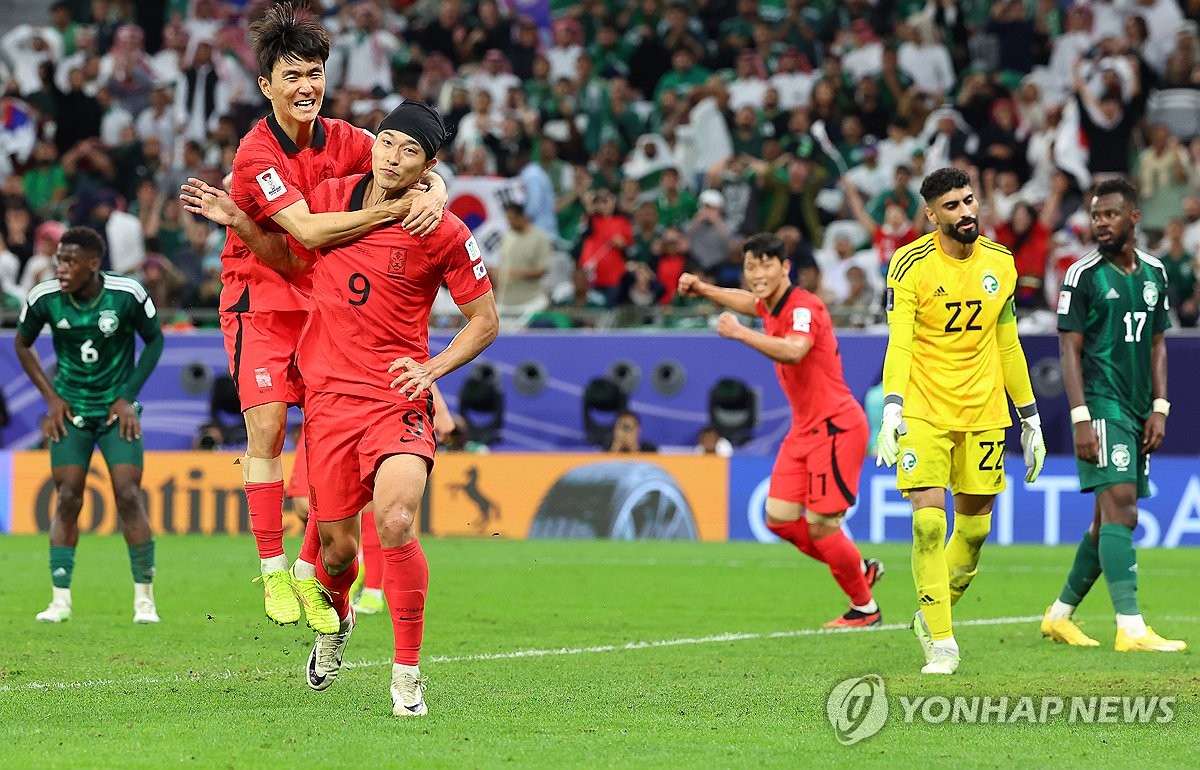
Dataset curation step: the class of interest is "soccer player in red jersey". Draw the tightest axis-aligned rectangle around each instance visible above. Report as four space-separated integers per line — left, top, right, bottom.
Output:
185 101 497 716
678 233 885 627
202 4 448 630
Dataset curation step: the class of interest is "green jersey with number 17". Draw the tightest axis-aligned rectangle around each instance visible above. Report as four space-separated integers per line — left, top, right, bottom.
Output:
17 274 159 418
1056 249 1170 426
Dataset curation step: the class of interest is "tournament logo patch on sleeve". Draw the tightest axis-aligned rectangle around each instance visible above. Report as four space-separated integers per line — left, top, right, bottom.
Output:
885 287 894 312
256 167 287 201
465 235 482 262
792 307 811 333
1056 290 1071 315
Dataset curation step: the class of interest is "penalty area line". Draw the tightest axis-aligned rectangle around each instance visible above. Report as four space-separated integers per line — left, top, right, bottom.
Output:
0 614 1044 694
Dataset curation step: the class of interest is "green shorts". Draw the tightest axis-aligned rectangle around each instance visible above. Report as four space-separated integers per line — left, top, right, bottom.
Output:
49 411 144 470
1075 417 1150 498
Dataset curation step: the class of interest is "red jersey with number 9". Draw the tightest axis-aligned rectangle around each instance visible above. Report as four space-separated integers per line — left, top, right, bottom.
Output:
220 115 374 313
755 287 861 432
296 173 492 402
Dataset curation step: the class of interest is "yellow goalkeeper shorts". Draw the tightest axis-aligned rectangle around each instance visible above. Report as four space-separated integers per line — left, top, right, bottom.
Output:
896 416 1008 495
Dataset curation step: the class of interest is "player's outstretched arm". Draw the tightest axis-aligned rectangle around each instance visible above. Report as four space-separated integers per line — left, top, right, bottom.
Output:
676 272 757 315
389 292 500 400
271 193 422 251
1059 330 1099 465
715 311 813 364
181 178 305 276
14 333 72 442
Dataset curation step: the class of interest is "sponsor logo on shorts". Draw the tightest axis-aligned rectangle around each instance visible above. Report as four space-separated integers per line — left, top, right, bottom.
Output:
254 367 273 389
981 271 1000 296
1111 443 1131 471
98 309 119 336
900 450 918 472
1142 281 1159 307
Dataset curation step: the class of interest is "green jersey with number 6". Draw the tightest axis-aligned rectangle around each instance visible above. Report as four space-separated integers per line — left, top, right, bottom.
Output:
17 274 160 418
1056 249 1170 426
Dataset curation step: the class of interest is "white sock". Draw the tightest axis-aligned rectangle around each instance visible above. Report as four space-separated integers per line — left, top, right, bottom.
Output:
134 583 154 602
292 559 316 580
932 637 959 654
393 663 420 679
1048 599 1075 621
852 599 878 613
1116 613 1147 637
52 586 71 606
362 588 383 601
260 554 288 574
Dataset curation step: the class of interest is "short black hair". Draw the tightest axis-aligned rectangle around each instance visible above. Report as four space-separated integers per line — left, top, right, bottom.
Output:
743 232 787 262
1092 177 1139 207
250 2 331 79
59 226 105 261
919 167 972 204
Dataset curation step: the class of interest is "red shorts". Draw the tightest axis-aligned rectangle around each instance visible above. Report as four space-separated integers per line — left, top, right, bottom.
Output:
287 424 308 499
220 308 306 410
304 390 436 522
769 406 868 514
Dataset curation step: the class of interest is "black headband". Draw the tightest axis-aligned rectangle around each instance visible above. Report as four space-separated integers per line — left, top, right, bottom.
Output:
377 100 447 160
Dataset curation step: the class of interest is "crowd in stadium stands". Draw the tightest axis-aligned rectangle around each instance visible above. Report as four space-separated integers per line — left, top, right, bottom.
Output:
2 0 1200 330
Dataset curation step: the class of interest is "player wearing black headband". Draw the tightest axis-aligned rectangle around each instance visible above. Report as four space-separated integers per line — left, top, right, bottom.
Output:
183 102 498 717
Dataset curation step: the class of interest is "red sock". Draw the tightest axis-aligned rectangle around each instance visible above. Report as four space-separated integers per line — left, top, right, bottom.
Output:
246 481 285 559
767 518 821 560
361 508 384 590
298 511 321 566
812 529 872 606
383 540 428 665
316 552 359 620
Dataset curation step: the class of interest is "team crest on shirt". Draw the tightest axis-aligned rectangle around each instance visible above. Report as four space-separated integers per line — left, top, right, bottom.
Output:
97 309 119 337
981 271 1000 296
256 167 286 201
1111 444 1132 471
1142 282 1159 307
388 247 407 277
900 450 918 472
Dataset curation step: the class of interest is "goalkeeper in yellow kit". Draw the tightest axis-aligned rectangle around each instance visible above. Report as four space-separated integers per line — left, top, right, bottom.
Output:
877 167 1046 675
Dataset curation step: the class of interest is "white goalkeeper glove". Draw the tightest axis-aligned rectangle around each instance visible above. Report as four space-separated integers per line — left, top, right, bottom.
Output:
1019 409 1046 483
876 401 907 467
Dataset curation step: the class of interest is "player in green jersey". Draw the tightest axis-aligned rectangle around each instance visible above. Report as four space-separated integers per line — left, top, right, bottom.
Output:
1040 178 1185 652
14 226 165 624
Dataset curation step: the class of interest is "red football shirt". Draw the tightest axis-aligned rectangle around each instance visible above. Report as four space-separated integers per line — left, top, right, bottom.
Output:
297 173 493 402
220 114 374 312
755 286 861 432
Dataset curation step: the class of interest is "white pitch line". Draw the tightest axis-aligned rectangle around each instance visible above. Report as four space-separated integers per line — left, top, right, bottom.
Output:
0 615 1043 694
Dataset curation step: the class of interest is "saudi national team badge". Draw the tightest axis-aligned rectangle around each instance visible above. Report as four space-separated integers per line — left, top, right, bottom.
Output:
981 271 1000 296
900 450 918 472
98 309 119 337
1142 282 1159 307
1111 444 1132 472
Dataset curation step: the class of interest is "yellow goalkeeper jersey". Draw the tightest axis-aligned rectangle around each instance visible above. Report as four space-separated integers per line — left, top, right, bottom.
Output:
885 232 1018 431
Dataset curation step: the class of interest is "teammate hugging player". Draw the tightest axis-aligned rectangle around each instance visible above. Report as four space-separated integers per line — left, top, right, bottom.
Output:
185 101 498 717
193 2 446 632
878 167 1046 674
678 233 884 628
1040 178 1185 653
15 226 164 624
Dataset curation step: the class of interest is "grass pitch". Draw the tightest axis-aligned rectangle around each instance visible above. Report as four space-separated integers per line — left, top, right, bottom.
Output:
0 536 1196 769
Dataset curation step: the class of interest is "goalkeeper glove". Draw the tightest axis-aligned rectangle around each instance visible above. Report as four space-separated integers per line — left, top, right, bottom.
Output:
876 401 907 467
1020 412 1046 482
